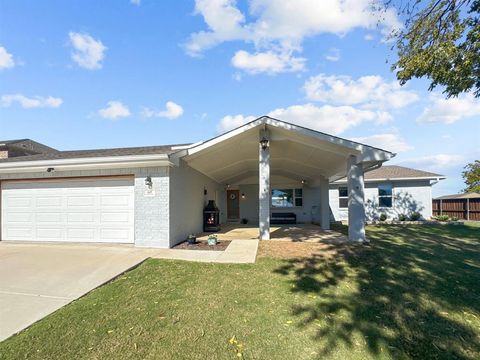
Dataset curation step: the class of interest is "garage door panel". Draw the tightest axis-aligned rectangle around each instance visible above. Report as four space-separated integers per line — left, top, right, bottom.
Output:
36 228 64 240
100 228 131 241
36 213 63 223
67 228 96 241
1 178 134 243
5 196 32 208
37 196 63 207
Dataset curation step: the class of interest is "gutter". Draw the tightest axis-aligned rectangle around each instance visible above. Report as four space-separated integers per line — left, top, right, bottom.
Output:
0 153 173 174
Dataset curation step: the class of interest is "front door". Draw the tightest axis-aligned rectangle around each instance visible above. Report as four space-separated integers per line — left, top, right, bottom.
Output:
227 190 240 221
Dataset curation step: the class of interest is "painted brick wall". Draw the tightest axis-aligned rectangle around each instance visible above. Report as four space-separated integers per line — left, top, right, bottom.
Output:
329 180 434 221
169 160 222 247
0 167 170 247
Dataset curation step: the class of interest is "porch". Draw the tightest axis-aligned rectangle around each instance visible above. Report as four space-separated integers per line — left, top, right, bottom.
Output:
197 223 348 243
174 116 394 243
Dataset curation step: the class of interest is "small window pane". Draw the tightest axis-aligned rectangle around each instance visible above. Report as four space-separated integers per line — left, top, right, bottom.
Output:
295 188 303 197
272 189 294 207
339 198 348 208
295 198 303 207
339 187 348 197
378 184 392 196
379 197 392 208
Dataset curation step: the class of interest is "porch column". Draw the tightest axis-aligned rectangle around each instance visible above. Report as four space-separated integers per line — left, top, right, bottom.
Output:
259 128 270 240
319 176 330 230
347 155 366 242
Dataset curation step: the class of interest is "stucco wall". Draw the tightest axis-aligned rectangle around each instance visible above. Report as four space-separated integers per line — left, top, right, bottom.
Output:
0 167 170 248
169 160 222 247
329 180 434 221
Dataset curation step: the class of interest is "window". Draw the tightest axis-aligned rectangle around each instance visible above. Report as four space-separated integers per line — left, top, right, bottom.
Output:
378 184 393 208
271 188 303 207
338 186 348 208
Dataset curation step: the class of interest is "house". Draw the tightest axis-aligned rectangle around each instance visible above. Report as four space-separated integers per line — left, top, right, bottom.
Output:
330 165 445 221
433 192 480 221
0 116 430 248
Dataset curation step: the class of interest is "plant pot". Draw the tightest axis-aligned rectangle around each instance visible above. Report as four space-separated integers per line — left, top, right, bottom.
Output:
207 237 218 246
187 237 196 245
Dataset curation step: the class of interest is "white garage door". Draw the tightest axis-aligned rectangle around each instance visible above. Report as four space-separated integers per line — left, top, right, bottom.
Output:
1 177 134 243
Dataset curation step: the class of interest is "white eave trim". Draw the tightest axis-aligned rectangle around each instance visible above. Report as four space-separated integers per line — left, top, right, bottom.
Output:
0 153 173 174
332 176 447 184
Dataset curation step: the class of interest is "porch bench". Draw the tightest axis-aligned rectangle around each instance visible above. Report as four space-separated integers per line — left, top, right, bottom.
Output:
271 212 297 224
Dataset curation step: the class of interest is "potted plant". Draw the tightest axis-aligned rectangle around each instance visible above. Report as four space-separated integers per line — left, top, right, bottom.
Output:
379 213 387 222
187 234 197 245
207 234 218 246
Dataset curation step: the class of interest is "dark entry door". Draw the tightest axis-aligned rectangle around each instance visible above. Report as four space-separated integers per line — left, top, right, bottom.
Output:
227 190 240 220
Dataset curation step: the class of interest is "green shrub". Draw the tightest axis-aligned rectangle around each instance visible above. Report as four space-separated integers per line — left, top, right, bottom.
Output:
409 212 421 221
398 214 408 221
435 215 450 222
379 213 387 222
451 216 459 221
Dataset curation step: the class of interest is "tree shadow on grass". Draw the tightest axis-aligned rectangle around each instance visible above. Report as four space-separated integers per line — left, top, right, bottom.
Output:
274 225 480 359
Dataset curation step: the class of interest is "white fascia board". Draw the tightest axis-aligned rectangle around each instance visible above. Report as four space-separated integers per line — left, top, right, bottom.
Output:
332 176 447 184
0 154 172 174
184 116 395 161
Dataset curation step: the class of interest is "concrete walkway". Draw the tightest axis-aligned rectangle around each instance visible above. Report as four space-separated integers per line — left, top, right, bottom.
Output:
146 239 258 263
0 239 258 341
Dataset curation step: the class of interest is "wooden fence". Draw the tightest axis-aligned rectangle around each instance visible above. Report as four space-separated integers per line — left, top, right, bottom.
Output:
432 198 480 221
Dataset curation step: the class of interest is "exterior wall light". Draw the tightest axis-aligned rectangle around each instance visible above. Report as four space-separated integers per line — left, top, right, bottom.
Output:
260 137 269 150
301 179 307 185
145 176 152 187
46 167 55 173
241 193 246 199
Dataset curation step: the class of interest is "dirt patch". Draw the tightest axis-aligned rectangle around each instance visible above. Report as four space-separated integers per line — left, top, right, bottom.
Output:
173 240 231 251
257 241 362 259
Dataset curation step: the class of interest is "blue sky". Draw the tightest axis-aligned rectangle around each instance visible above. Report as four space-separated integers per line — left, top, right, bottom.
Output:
0 0 479 196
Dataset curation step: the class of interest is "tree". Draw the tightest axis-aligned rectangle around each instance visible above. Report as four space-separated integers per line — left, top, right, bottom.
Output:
462 160 480 192
389 0 480 98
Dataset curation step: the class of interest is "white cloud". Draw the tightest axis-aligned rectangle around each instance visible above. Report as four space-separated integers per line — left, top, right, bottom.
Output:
417 93 480 124
130 0 141 5
142 101 184 119
217 114 257 133
325 48 340 62
1 94 62 108
185 0 401 73
0 46 15 70
351 133 414 153
69 32 107 70
98 101 130 119
399 154 465 172
218 103 388 134
231 49 305 74
303 73 418 109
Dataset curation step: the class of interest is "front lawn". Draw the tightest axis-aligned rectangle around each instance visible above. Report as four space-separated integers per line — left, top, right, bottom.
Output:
1 224 479 359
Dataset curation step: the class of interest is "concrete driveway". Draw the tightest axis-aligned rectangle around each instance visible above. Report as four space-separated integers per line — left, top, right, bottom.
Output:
0 242 148 342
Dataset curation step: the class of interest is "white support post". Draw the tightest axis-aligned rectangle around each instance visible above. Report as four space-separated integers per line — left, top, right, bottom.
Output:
259 128 270 240
347 155 366 242
319 176 330 230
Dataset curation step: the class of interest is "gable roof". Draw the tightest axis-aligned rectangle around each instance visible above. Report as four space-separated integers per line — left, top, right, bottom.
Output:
435 192 480 200
0 139 58 155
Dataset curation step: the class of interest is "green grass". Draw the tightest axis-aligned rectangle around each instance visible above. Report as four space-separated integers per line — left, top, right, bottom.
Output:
1 224 479 360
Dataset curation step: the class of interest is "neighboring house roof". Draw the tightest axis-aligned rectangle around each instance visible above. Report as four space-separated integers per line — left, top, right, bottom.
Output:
435 192 480 200
333 165 445 183
0 144 189 163
0 139 58 156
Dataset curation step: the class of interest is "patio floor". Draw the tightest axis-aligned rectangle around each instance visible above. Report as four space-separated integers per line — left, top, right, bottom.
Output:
197 223 348 243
